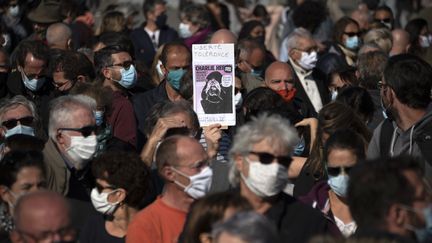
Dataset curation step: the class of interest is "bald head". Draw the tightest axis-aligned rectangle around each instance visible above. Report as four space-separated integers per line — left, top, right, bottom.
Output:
14 191 70 230
210 29 237 44
46 23 72 50
265 61 294 92
390 29 410 56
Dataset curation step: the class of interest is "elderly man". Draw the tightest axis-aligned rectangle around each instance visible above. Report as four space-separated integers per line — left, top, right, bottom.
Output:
0 95 38 140
46 23 73 50
133 42 191 150
236 39 266 93
229 114 327 242
43 95 97 201
11 191 76 243
127 135 213 243
264 61 296 102
283 28 329 117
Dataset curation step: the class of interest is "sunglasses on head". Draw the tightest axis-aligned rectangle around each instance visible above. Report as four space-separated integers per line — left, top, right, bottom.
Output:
326 166 353 177
2 116 34 129
58 125 97 137
247 151 293 167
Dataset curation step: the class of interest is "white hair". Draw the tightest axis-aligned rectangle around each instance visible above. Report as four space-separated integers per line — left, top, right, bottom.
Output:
228 114 299 186
48 95 96 141
0 95 38 124
285 27 314 54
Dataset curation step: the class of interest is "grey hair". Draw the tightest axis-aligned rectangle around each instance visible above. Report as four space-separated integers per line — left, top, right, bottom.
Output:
285 27 313 54
212 211 279 243
228 114 299 186
48 95 95 141
363 28 393 54
0 95 38 124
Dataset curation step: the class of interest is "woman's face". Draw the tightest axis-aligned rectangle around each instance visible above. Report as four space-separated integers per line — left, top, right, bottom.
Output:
341 23 360 44
250 25 265 38
6 166 46 205
329 73 346 91
181 18 200 35
327 148 357 169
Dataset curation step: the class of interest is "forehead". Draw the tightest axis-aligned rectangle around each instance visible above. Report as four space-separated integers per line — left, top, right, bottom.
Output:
111 52 131 63
176 138 206 166
19 200 69 234
297 36 315 49
327 148 357 167
345 23 359 32
2 104 32 121
24 53 45 69
251 138 288 156
374 10 392 19
266 65 293 81
67 107 94 127
166 47 190 65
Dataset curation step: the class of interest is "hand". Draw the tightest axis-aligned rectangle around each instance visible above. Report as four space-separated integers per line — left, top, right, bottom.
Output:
148 117 186 143
203 123 222 158
295 118 318 153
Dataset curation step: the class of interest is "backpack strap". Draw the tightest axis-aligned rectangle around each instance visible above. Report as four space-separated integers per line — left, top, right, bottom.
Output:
414 121 432 166
379 119 394 157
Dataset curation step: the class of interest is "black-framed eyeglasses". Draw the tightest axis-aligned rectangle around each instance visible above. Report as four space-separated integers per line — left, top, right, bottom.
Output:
377 80 389 90
344 32 360 37
326 166 353 177
17 226 76 242
2 116 34 129
247 151 293 167
107 60 134 70
57 125 97 137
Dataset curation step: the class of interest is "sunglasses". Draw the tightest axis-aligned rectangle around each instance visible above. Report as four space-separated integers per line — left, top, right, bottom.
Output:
2 116 34 129
58 125 97 137
344 32 360 37
326 166 353 177
247 151 293 167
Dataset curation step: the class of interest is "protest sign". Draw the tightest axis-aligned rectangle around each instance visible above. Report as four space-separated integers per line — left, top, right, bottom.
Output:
192 43 236 127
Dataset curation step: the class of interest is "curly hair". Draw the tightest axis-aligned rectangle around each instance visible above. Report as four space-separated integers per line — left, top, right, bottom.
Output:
92 151 152 209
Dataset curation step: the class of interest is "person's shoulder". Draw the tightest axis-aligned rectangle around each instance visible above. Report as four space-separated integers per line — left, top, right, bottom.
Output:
280 193 326 220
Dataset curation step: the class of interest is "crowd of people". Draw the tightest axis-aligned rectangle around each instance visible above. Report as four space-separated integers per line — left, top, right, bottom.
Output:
0 0 432 242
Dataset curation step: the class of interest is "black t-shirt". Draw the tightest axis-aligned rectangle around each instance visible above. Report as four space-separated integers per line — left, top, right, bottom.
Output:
79 214 124 243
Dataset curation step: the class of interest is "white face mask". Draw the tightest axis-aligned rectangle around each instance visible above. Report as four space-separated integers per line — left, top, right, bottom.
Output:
8 5 20 17
241 157 289 198
234 92 243 109
171 166 213 199
90 188 120 215
65 135 97 169
298 51 317 70
330 89 338 101
419 35 431 48
179 22 193 38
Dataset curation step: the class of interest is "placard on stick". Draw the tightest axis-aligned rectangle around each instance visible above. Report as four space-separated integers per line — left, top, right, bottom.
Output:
192 44 236 127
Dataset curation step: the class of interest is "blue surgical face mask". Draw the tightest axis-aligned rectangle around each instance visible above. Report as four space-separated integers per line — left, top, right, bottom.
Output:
4 124 35 138
21 71 45 92
94 110 104 126
113 65 137 89
402 205 432 242
167 69 186 91
344 36 359 50
327 174 349 197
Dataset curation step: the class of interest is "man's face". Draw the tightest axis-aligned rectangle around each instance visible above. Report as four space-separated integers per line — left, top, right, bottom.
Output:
374 10 393 29
0 104 34 138
14 199 74 243
205 78 222 97
162 47 191 76
265 68 294 92
149 3 166 22
170 138 208 191
248 48 265 71
52 71 73 92
106 51 133 83
290 37 317 63
56 107 95 151
19 53 46 80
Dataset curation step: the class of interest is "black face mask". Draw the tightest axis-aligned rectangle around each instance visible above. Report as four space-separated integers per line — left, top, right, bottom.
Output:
155 13 167 29
0 72 8 84
253 35 265 45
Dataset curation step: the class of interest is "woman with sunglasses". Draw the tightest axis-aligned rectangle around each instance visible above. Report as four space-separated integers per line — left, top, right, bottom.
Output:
326 17 361 66
299 129 366 237
80 151 153 243
0 150 47 241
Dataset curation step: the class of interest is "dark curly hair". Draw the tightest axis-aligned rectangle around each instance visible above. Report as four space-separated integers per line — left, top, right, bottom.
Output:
92 151 152 209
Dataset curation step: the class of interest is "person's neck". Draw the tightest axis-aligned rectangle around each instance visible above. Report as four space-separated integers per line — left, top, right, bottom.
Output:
394 105 426 131
165 82 182 101
103 79 120 92
240 181 272 214
162 184 194 212
109 206 138 236
328 190 353 224
145 21 158 32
